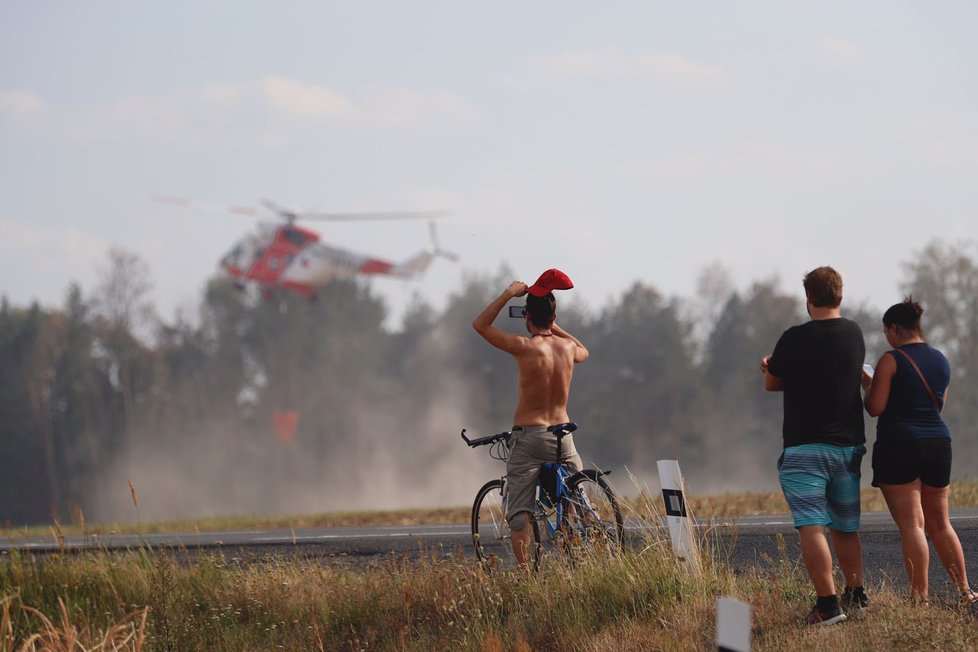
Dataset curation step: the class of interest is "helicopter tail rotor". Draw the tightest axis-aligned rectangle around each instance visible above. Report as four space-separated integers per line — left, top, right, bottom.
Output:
387 221 458 278
428 221 459 262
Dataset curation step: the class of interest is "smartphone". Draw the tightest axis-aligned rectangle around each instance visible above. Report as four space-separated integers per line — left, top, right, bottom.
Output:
862 363 874 379
508 305 526 318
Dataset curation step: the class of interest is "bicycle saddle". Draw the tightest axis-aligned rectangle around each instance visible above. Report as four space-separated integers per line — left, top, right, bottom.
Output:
547 422 578 436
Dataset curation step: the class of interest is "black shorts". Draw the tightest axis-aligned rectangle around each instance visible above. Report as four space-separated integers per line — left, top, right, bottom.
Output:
871 438 952 488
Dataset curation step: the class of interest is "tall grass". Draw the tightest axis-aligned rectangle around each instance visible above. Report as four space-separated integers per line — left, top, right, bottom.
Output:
1 590 146 651
3 514 978 649
6 481 978 539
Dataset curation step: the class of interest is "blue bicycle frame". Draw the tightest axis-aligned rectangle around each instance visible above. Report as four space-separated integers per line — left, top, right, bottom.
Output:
536 461 573 541
463 421 623 566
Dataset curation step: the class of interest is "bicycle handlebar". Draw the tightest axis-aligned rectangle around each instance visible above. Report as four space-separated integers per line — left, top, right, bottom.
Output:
460 422 578 448
460 428 511 447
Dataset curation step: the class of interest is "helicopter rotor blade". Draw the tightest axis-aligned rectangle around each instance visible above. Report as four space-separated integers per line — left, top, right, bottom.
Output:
156 194 449 224
153 194 259 216
260 199 299 223
294 209 451 222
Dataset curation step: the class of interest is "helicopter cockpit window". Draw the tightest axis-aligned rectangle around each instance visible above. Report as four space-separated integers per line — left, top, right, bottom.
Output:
281 228 307 247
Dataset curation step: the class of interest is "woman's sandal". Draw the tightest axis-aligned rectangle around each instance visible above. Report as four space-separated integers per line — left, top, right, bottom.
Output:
960 588 978 615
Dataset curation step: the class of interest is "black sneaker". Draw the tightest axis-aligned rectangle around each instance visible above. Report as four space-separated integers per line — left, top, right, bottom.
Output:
806 602 847 626
841 586 869 611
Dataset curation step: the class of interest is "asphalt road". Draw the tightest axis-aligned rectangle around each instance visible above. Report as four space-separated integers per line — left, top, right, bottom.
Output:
5 510 978 598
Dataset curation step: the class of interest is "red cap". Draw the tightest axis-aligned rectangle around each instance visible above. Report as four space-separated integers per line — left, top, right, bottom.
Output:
527 268 574 297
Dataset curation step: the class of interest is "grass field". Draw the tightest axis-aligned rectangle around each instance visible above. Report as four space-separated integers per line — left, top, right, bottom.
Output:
7 481 978 540
4 531 978 650
4 485 978 650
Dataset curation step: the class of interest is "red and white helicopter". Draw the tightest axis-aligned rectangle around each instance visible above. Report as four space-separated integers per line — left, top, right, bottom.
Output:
156 196 457 300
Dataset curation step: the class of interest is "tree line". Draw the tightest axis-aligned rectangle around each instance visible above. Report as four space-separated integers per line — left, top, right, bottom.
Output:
2 240 976 526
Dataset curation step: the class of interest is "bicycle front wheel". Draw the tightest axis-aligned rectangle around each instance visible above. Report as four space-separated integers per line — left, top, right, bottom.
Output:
565 470 624 554
471 479 540 570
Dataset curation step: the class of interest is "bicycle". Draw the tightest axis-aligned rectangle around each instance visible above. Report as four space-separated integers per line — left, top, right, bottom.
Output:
461 422 624 569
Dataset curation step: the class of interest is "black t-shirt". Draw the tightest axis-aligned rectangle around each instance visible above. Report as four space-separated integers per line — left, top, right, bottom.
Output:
767 318 866 448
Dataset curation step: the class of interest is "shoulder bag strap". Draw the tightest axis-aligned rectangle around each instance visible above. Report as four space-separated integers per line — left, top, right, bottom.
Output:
892 347 941 413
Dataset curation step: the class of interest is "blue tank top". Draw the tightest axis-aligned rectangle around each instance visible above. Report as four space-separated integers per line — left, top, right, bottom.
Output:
876 343 951 441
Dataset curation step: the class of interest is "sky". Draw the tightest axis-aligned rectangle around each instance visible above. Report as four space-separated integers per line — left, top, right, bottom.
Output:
2 1 977 328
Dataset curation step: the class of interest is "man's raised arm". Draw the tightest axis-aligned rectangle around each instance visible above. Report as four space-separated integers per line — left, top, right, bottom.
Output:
472 281 529 355
552 323 589 363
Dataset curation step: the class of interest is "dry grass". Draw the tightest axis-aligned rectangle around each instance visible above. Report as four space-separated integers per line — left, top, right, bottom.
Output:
4 493 978 651
2 592 146 652
3 544 978 650
7 480 978 541
4 480 978 648
2 507 472 541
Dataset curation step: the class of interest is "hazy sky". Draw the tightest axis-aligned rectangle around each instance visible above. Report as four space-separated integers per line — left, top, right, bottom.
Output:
2 2 976 327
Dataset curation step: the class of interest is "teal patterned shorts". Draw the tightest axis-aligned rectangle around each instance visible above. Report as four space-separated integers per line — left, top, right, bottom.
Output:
778 443 866 532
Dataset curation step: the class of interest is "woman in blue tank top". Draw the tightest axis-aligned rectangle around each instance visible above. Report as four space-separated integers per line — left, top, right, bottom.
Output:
862 297 975 606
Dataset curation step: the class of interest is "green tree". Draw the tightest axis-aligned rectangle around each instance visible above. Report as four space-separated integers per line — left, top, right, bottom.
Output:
0 300 59 522
901 239 978 472
693 280 801 489
91 248 155 472
572 282 695 473
437 267 520 430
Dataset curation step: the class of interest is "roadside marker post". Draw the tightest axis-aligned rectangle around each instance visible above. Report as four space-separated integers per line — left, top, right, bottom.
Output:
656 459 700 571
716 597 751 652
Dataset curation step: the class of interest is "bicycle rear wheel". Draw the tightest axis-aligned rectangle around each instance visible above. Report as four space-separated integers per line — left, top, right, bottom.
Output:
565 470 624 554
471 479 540 570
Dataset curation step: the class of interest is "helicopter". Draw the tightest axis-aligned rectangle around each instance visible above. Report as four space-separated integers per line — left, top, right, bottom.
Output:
156 195 457 300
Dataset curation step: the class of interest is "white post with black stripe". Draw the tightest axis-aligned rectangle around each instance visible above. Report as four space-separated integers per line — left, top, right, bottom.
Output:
716 597 751 652
656 459 699 569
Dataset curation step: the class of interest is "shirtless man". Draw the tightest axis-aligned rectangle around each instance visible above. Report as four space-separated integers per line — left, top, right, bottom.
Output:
472 269 589 564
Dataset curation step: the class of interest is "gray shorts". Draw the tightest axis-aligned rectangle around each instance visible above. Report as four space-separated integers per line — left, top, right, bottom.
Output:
506 425 583 525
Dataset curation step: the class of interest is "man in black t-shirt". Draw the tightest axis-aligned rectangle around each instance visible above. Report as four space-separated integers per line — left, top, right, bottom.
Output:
760 266 868 625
